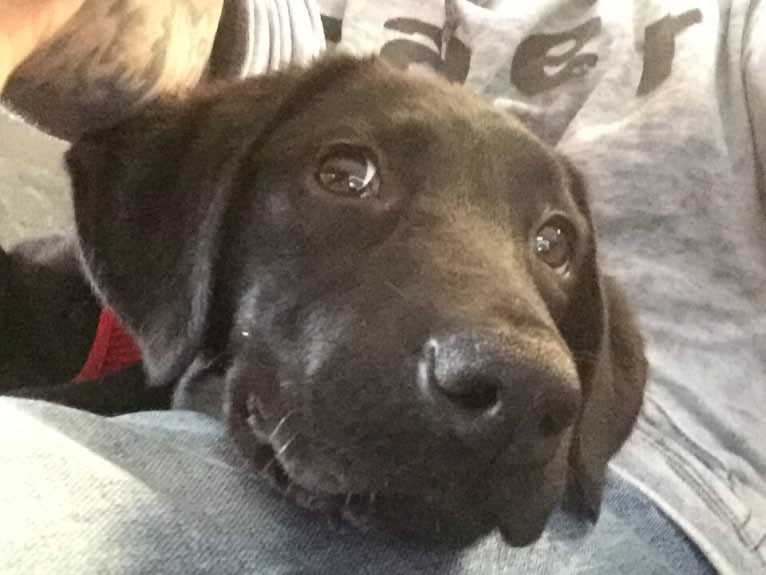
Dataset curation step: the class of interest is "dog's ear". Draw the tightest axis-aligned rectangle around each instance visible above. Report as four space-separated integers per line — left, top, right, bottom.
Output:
66 95 232 385
558 161 648 518
66 56 372 384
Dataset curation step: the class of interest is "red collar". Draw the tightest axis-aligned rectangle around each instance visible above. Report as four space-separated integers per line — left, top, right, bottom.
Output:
75 309 142 382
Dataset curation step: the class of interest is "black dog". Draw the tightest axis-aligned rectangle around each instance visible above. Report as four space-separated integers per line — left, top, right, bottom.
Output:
0 56 646 546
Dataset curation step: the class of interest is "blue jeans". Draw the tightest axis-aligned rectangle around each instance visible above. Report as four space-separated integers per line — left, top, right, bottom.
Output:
0 398 714 574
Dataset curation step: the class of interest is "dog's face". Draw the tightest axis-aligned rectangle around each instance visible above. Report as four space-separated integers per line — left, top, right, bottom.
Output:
66 57 646 546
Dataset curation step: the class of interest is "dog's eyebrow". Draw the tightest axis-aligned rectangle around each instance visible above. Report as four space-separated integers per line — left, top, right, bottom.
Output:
244 56 376 157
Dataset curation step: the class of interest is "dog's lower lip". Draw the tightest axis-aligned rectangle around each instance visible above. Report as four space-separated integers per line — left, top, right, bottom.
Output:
242 400 367 512
253 439 385 519
240 395 559 545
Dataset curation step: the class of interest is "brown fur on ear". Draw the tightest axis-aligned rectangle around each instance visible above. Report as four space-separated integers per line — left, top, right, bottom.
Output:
66 56 381 385
557 161 648 518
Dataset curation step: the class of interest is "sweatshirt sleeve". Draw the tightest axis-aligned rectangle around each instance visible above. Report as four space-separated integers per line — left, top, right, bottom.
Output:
743 0 766 211
208 0 327 80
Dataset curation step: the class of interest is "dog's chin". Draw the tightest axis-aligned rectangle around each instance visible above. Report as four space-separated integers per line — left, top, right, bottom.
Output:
244 437 499 548
228 393 568 548
250 439 563 548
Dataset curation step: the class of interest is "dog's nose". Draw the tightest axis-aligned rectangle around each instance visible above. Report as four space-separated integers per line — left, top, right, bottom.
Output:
420 331 579 449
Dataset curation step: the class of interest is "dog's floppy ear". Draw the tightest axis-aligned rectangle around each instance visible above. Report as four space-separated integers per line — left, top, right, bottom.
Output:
558 161 648 518
66 56 371 384
66 96 232 385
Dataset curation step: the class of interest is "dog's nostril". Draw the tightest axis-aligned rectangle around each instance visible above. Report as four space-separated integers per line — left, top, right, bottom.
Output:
437 375 501 411
422 331 579 449
424 340 501 412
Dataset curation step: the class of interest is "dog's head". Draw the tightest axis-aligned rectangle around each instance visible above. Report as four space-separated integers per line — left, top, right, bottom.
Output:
66 56 646 546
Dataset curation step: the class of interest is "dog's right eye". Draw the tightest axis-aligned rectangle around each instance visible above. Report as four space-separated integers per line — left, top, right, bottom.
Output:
316 145 380 198
534 217 575 274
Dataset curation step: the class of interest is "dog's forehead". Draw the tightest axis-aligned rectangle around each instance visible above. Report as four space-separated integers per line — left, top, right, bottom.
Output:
278 62 565 201
361 69 567 213
308 63 534 147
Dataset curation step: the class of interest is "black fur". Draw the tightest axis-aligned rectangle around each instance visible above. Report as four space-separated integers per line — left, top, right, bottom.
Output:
0 56 646 547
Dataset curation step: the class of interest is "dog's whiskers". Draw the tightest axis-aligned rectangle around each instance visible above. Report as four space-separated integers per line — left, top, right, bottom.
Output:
201 351 228 372
269 410 297 442
276 434 298 457
382 278 408 302
259 455 278 476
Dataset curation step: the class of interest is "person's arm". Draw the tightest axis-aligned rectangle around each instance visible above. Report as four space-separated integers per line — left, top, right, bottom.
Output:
0 0 85 91
1 0 223 140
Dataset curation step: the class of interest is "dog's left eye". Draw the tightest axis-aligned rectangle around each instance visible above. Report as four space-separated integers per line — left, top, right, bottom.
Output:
534 219 573 273
316 145 380 198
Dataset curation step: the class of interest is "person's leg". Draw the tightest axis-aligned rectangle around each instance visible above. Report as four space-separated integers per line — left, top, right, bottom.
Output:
0 397 714 575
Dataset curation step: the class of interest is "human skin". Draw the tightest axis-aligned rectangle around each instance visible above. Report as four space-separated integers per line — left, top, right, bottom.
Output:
0 0 85 90
1 0 223 139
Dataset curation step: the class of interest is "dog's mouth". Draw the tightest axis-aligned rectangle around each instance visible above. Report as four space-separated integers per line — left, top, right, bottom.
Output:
244 400 379 520
237 392 475 542
227 385 568 547
251 440 438 540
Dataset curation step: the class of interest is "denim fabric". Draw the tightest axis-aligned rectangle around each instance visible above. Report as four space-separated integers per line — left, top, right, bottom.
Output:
0 398 713 575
